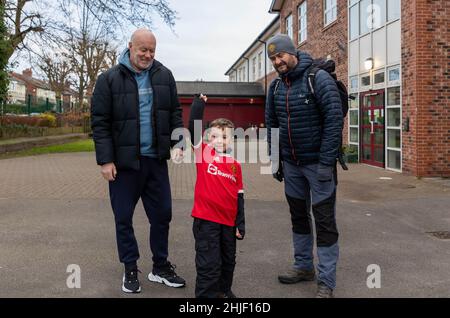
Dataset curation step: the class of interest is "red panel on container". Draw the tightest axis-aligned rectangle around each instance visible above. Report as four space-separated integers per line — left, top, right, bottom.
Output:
180 97 265 130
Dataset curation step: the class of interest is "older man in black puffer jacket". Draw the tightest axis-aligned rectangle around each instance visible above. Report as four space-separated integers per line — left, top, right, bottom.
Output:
265 34 343 298
91 29 185 294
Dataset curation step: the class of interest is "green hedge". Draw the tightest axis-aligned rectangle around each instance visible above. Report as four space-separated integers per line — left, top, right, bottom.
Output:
343 144 359 164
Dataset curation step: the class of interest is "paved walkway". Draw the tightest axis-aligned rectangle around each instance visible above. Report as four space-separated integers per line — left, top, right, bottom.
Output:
0 152 449 297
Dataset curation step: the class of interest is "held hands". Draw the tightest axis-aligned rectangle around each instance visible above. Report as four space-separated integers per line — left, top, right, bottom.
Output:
172 147 184 164
101 163 117 181
199 93 207 103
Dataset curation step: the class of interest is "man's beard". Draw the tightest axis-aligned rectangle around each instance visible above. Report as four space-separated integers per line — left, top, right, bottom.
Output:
276 63 289 75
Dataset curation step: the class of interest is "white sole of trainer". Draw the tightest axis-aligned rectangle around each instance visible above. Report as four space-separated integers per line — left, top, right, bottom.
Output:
122 275 141 293
148 272 185 288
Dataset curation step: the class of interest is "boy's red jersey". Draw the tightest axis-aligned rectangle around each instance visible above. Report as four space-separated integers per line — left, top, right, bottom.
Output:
191 143 244 226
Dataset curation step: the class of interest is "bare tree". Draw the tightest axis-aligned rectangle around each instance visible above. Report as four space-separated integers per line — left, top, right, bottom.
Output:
58 1 119 113
66 34 117 112
36 53 72 105
3 0 45 61
3 0 177 64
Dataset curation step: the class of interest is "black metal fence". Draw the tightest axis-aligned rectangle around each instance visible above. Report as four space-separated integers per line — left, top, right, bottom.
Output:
1 96 81 115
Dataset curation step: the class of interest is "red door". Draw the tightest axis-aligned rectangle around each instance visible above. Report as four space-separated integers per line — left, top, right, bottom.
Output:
360 90 385 168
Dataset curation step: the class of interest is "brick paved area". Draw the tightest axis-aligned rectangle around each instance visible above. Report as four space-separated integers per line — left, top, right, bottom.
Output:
0 152 449 297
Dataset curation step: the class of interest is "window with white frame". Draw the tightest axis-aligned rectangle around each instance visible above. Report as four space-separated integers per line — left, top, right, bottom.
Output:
252 57 257 81
349 2 359 40
350 76 359 92
387 65 401 86
324 0 337 27
286 14 293 39
360 73 371 88
374 69 385 86
360 0 371 34
298 2 307 44
348 93 359 145
387 0 401 22
386 86 401 170
258 52 263 78
242 66 246 82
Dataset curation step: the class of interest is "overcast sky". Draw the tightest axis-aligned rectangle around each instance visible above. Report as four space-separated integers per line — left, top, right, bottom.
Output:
141 0 275 81
13 0 276 82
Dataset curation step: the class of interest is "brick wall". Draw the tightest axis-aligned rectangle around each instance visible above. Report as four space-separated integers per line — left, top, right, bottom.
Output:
402 0 450 177
278 0 349 144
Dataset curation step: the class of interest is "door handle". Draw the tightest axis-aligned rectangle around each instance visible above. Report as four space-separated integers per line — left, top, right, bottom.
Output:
370 121 374 134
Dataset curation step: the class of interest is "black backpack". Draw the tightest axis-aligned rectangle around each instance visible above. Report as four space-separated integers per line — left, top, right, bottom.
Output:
307 58 354 171
272 58 353 170
307 58 350 119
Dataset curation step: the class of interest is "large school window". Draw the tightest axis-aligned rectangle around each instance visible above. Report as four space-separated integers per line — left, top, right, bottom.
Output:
324 0 337 27
298 2 307 44
286 14 293 40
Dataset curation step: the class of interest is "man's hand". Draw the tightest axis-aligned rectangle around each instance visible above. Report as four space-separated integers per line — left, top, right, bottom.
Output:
101 163 117 181
172 148 184 163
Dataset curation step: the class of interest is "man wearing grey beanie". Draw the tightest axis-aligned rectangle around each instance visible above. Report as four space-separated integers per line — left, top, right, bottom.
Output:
265 34 343 298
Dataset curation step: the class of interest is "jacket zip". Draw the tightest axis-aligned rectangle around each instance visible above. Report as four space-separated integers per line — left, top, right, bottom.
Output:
285 79 298 162
123 65 162 160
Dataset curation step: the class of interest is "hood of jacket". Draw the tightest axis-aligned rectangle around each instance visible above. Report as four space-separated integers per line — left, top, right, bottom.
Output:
281 51 314 81
118 48 154 74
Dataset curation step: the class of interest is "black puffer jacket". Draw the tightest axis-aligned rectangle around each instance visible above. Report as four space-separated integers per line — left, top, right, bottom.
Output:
91 60 183 170
265 51 343 167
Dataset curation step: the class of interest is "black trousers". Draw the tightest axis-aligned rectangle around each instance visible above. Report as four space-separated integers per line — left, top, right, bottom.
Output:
109 157 172 270
192 218 236 298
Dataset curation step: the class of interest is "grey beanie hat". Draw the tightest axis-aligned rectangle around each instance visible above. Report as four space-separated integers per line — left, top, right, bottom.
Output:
267 34 296 57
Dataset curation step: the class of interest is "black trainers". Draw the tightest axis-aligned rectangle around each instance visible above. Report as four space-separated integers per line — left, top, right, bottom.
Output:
148 262 186 288
122 267 141 293
316 282 334 298
278 268 316 284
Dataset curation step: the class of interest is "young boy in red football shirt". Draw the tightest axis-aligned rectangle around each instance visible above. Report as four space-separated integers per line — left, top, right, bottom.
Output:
188 94 245 298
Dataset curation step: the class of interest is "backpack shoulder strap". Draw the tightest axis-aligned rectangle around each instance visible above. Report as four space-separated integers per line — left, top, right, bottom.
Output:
307 67 321 97
270 77 282 106
273 78 281 96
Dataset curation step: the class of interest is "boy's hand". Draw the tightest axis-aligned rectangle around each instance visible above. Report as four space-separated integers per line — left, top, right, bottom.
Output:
236 228 244 240
172 148 184 163
200 94 208 102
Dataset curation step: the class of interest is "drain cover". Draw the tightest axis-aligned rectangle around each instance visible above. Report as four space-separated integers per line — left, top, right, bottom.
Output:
427 231 450 239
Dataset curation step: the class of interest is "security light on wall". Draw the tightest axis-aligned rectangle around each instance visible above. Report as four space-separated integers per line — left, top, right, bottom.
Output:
365 58 374 71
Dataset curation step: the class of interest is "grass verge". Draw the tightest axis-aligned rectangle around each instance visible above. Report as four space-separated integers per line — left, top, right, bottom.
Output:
0 139 94 159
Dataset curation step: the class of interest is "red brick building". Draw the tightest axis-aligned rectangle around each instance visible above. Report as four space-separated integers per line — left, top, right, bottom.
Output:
267 0 449 177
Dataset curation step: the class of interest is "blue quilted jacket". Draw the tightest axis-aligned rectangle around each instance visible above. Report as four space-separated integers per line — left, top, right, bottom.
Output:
265 51 343 167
